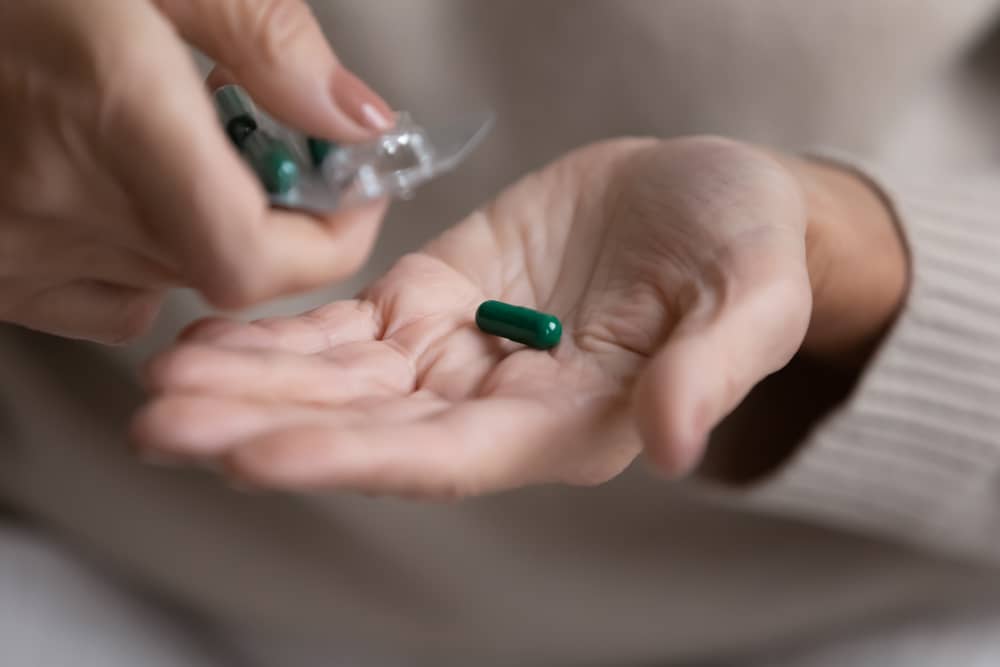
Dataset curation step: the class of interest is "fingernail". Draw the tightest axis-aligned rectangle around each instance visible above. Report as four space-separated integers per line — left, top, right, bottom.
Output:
334 69 394 133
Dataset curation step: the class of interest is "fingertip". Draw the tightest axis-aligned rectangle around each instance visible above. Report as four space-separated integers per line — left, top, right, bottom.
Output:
639 412 708 479
104 290 166 345
226 426 372 492
224 433 307 489
163 0 387 141
330 67 396 134
634 350 712 478
142 343 215 392
199 283 261 313
178 317 241 342
140 346 190 394
211 66 396 151
205 65 236 91
195 236 277 309
138 351 167 393
133 395 277 457
210 202 386 308
129 399 175 454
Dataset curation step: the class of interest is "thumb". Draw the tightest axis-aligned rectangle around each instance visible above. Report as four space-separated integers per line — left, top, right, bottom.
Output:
634 255 812 477
155 0 393 141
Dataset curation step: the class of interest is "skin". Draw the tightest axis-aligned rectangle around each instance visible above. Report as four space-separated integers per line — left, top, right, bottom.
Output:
133 136 908 499
0 0 392 343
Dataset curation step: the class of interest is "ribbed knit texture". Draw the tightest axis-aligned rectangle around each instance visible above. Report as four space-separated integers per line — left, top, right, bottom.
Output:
750 165 1000 560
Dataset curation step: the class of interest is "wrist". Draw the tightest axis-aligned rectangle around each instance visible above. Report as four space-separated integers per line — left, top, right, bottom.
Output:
785 156 909 369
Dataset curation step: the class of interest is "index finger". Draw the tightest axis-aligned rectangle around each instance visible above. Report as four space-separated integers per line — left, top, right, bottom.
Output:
96 4 387 308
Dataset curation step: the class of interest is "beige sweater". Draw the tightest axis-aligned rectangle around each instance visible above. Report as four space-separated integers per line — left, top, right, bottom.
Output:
2 1 1000 665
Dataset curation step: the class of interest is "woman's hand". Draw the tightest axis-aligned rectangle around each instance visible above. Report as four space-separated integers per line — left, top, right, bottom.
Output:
133 136 907 499
0 0 392 343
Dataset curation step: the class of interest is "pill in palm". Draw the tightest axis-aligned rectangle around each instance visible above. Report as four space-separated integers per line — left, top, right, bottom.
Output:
475 300 562 350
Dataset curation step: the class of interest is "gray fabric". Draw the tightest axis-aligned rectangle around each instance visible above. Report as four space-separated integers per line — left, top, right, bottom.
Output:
737 608 1000 667
0 522 226 667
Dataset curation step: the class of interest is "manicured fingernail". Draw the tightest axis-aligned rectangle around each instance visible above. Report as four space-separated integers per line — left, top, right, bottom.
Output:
334 69 394 133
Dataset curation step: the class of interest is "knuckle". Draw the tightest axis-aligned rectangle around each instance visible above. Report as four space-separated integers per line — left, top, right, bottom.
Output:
335 245 368 279
105 292 163 344
89 25 168 103
645 445 686 479
198 259 272 310
246 0 317 67
645 437 700 478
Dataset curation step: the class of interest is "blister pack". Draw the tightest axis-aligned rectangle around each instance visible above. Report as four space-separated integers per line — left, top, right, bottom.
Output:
213 85 493 213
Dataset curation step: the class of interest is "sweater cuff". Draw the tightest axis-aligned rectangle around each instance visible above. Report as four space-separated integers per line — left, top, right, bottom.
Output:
744 157 1000 559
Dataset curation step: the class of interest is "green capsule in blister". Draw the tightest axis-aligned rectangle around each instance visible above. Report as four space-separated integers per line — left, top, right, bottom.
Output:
214 85 258 148
242 131 299 195
307 137 337 167
211 84 493 213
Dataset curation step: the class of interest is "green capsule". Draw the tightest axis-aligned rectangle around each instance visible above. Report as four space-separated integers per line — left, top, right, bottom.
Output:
475 300 562 350
214 85 258 148
307 137 337 167
226 117 257 148
242 132 299 195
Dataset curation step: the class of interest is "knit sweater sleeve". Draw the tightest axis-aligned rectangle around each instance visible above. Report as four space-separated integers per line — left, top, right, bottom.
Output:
740 161 1000 562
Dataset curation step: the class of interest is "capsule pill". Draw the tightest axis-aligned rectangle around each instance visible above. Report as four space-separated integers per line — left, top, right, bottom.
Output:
242 132 299 195
475 300 562 350
307 137 337 167
214 85 258 148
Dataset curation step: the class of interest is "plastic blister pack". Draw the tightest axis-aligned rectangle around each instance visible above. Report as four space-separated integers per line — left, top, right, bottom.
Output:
213 85 493 213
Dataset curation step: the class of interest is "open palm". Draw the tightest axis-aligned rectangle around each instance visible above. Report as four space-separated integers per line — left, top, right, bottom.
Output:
134 137 812 498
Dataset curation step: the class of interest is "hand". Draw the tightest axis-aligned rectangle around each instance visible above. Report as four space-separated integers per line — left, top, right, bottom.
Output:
133 137 907 498
0 0 393 343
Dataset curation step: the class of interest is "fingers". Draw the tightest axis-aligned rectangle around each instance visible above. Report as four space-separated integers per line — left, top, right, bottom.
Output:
222 394 633 498
156 0 393 141
133 396 323 455
14 282 164 344
86 2 389 309
43 243 178 290
1 0 390 342
133 392 449 458
145 340 415 402
208 200 387 308
634 256 812 477
135 394 565 499
134 369 634 499
106 49 388 308
193 199 388 309
179 299 382 353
